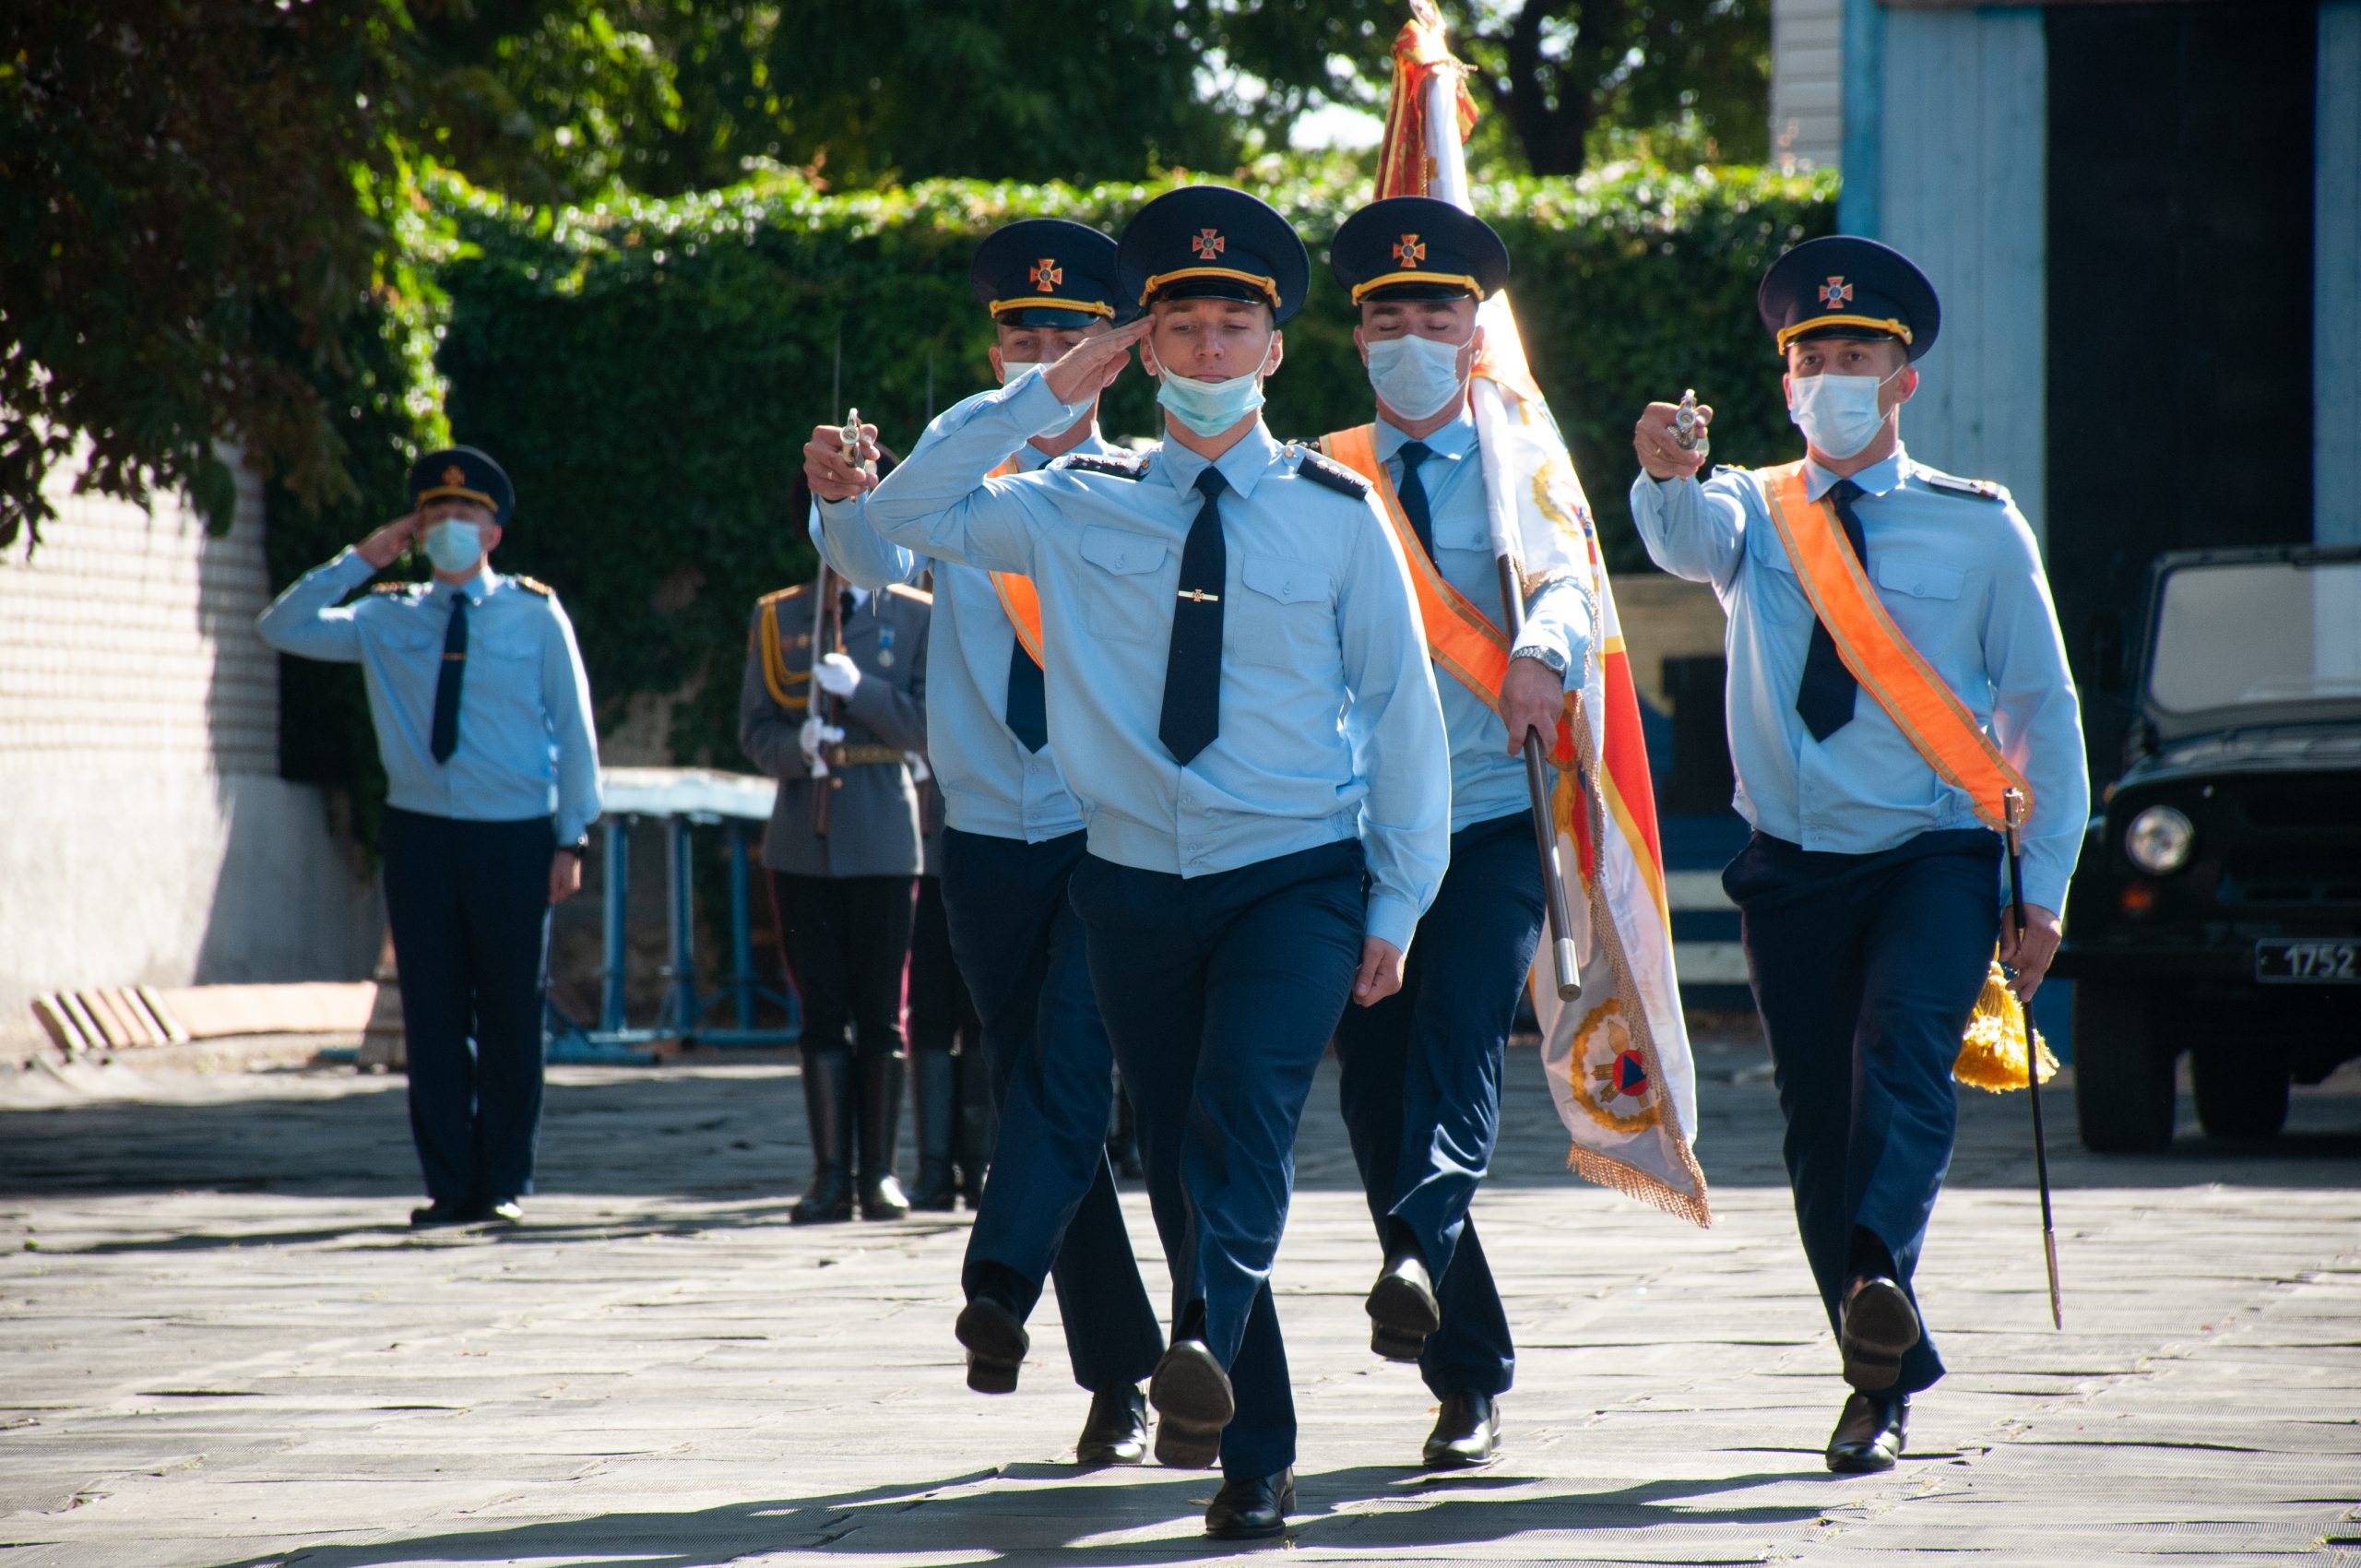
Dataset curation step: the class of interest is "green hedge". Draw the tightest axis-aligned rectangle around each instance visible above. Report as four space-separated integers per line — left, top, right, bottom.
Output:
274 160 1835 807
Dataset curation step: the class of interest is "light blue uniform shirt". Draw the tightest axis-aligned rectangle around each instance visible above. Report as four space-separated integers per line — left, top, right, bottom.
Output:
257 549 603 843
813 424 1118 844
1372 409 1595 832
1630 444 2088 913
861 373 1453 953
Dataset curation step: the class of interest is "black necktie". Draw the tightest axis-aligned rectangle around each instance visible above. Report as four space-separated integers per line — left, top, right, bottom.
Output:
1004 636 1047 752
430 594 468 763
1158 467 1228 765
838 588 857 626
1395 440 1435 559
1795 478 1867 741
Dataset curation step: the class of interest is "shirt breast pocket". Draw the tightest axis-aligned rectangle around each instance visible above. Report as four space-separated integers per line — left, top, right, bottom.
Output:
1872 555 1968 648
1232 553 1335 670
1078 526 1169 643
1752 548 1813 627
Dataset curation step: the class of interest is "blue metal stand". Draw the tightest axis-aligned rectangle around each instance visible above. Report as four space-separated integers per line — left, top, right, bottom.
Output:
544 771 801 1063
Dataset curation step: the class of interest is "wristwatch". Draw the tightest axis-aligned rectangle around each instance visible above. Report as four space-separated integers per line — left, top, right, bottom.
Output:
557 836 590 857
1511 644 1568 677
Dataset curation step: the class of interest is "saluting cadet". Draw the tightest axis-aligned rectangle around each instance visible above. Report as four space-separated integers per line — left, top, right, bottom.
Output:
739 534 932 1226
1629 235 2087 1474
256 446 600 1229
813 185 1451 1540
1316 198 1591 1470
806 219 1166 1468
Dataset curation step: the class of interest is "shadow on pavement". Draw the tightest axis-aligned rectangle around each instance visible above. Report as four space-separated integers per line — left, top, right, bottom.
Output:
194 1462 1823 1566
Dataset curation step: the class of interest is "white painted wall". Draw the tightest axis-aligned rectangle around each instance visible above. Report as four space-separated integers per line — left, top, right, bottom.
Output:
1875 6 2049 542
2318 2 2361 547
0 446 382 1045
1772 0 1846 170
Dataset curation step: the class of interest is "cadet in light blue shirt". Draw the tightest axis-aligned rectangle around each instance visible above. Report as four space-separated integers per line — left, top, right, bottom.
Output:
807 217 1166 1471
1317 196 1593 1473
811 186 1449 1541
1629 235 2087 1478
256 445 600 1230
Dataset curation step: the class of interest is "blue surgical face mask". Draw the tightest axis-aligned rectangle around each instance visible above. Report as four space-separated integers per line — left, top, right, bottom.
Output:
1364 332 1470 422
421 518 484 575
1155 355 1271 437
1786 364 1904 460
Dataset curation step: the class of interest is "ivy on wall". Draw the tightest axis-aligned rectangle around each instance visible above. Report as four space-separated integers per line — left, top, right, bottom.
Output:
266 160 1836 825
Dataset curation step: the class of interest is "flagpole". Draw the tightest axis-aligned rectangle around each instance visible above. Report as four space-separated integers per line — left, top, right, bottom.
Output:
1419 51 1582 1000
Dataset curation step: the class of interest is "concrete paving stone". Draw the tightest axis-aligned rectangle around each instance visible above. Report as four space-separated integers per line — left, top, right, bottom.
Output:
2 1051 2356 1566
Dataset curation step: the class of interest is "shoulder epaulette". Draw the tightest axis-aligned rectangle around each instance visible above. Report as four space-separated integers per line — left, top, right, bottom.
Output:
1052 451 1150 481
756 583 813 609
1921 471 2005 503
509 575 556 597
371 580 421 596
884 581 934 606
1290 445 1371 500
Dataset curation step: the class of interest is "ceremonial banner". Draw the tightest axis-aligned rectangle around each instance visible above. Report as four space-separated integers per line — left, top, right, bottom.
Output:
1383 2 1708 1224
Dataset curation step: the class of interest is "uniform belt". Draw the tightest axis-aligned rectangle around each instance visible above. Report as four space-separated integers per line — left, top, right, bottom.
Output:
825 743 908 766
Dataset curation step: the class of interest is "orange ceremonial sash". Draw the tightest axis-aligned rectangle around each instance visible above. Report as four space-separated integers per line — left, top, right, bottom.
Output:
1757 460 2033 830
1319 425 1575 767
985 456 1045 668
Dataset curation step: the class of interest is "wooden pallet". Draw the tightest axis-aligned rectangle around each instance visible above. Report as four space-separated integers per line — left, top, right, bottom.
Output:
30 982 377 1053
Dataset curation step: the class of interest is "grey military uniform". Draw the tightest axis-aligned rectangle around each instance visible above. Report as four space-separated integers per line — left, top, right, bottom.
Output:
739 582 932 878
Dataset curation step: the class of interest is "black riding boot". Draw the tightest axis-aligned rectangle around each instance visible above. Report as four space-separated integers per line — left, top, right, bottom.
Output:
791 1047 854 1225
907 1047 960 1211
856 1049 911 1219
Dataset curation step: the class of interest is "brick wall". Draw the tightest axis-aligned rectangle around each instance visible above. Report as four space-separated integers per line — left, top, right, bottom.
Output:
0 445 381 1044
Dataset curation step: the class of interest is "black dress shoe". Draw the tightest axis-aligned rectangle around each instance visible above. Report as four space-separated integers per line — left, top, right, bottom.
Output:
1204 1467 1295 1539
409 1199 480 1229
481 1197 524 1225
1839 1275 1921 1392
1146 1340 1233 1469
955 1296 1029 1394
1366 1251 1441 1361
1074 1385 1149 1467
1421 1391 1501 1469
1825 1391 1909 1473
791 1168 854 1226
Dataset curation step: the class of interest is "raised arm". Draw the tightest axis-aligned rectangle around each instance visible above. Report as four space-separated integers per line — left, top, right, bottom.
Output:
1628 397 1749 590
810 494 922 591
1336 498 1453 962
255 515 420 659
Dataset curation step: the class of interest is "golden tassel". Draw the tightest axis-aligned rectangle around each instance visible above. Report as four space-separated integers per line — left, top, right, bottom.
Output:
1953 954 2059 1093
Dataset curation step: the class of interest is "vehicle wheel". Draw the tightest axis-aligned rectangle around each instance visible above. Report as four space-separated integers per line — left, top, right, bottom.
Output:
2072 982 2177 1153
2190 1040 2291 1140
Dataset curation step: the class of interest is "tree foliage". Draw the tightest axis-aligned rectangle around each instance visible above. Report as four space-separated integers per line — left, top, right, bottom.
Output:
0 0 577 552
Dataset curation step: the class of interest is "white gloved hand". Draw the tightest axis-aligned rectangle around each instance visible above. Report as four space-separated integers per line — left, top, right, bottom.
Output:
799 715 845 768
813 651 861 698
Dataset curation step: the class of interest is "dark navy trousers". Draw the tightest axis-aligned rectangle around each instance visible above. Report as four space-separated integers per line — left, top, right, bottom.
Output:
944 827 1164 1396
380 807 555 1205
1068 839 1366 1479
1724 827 2000 1396
1334 811 1540 1400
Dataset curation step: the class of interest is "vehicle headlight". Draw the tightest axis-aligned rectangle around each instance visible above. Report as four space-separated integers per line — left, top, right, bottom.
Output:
2125 805 2194 874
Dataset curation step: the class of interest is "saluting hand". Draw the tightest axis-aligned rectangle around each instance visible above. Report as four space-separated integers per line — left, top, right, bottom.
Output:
1632 398 1714 482
1352 936 1406 1006
805 422 881 503
1043 319 1150 406
356 513 420 569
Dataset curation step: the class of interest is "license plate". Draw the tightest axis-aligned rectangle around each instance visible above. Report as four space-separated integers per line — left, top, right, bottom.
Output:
2254 940 2361 984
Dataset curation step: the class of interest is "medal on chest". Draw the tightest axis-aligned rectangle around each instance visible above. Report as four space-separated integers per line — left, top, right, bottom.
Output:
877 624 896 669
